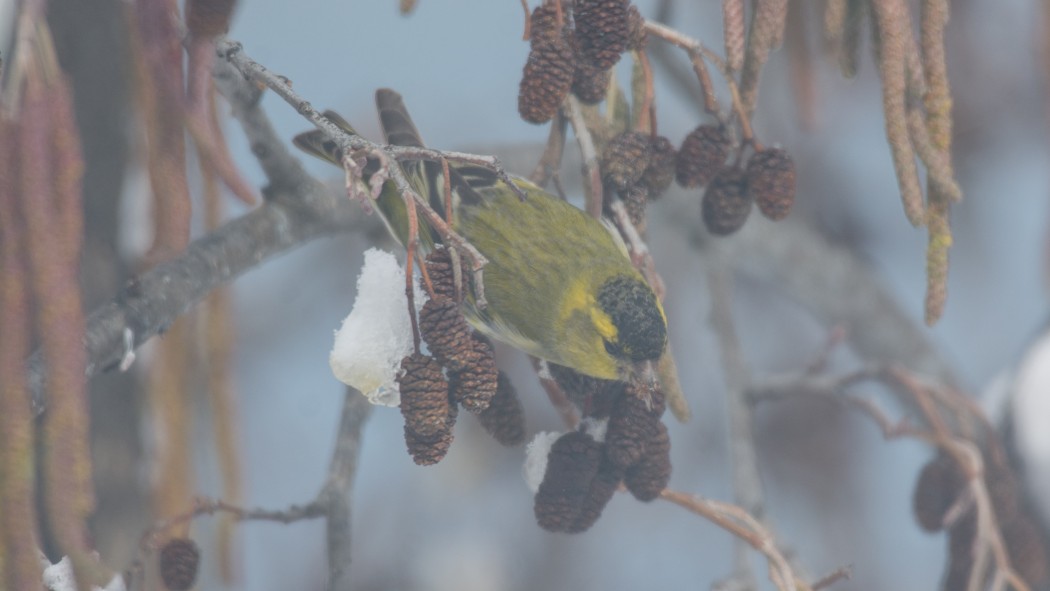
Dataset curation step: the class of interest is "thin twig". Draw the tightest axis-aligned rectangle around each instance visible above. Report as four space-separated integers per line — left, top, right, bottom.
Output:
563 95 604 219
659 490 799 591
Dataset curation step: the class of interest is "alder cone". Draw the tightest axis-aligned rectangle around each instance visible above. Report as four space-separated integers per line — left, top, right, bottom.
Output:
602 131 651 192
676 124 730 188
605 387 661 469
529 2 563 48
418 296 472 367
701 168 752 235
640 135 677 198
626 4 648 51
912 452 964 532
620 185 648 229
570 459 624 532
572 61 611 104
424 248 458 300
475 372 526 446
574 0 630 69
449 336 499 413
397 353 450 439
404 403 458 466
534 431 603 532
624 420 671 501
747 148 796 220
159 538 201 591
519 37 576 124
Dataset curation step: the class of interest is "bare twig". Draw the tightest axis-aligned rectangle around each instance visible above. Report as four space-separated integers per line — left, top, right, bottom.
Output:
529 111 568 188
128 388 372 591
749 363 1034 591
811 565 853 590
643 20 754 142
659 490 799 591
563 95 604 219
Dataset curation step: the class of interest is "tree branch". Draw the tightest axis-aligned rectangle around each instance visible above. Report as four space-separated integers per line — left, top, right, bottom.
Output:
318 388 372 591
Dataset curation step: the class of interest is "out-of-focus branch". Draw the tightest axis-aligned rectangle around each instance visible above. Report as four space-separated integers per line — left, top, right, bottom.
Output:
705 257 765 584
749 363 1043 591
659 490 800 591
27 35 413 415
25 186 365 414
317 388 372 591
684 213 956 386
128 388 372 590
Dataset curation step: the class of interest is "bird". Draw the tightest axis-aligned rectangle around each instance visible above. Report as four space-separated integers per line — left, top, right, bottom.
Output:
294 88 666 384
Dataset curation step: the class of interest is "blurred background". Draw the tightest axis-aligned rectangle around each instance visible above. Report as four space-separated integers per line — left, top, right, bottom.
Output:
23 0 1050 589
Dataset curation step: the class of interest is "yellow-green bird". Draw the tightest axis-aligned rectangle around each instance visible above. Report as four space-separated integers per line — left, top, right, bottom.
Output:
295 89 666 383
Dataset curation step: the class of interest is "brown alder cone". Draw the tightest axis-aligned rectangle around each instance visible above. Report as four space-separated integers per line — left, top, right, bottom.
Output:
529 2 564 48
572 61 611 104
475 372 526 446
448 335 499 413
620 185 649 229
418 295 473 367
626 4 648 51
519 36 576 124
676 124 731 188
747 147 797 220
701 168 752 235
605 386 662 469
574 0 630 69
424 248 458 300
602 131 651 192
534 431 603 532
159 538 201 591
570 458 624 532
624 420 671 501
404 403 458 466
640 135 677 198
912 452 964 532
397 353 451 439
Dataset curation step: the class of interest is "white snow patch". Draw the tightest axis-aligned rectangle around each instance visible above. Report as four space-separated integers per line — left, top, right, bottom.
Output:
579 416 609 442
523 431 563 493
329 248 425 406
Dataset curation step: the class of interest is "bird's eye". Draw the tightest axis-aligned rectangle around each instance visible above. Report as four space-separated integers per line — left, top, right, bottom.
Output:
603 339 624 358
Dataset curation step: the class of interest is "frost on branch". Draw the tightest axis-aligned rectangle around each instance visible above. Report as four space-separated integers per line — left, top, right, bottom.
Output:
329 248 424 406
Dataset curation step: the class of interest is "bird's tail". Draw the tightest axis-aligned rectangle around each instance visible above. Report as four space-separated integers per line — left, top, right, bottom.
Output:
292 89 491 247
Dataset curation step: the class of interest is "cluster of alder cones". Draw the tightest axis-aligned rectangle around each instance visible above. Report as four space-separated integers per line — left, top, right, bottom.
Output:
597 125 796 234
532 365 671 533
518 0 798 235
395 248 527 465
518 0 646 125
677 126 797 235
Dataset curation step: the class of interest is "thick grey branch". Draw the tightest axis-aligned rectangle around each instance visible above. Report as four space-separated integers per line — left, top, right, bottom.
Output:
27 192 362 414
686 214 954 385
319 388 372 591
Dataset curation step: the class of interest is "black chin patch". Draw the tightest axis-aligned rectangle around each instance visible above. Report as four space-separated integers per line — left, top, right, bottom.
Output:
597 276 667 362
